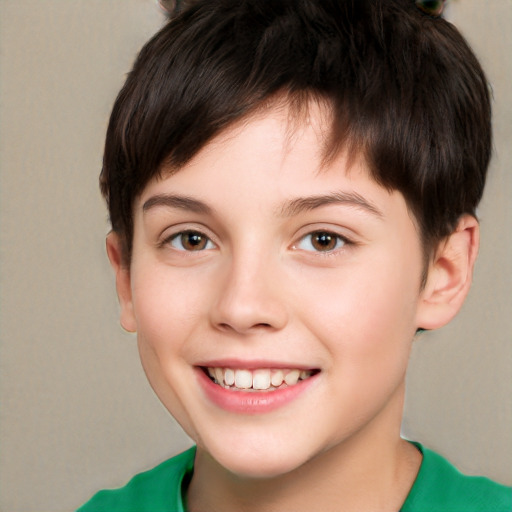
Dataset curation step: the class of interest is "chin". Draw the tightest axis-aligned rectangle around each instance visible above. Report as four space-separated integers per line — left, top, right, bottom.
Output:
220 455 305 479
199 434 314 479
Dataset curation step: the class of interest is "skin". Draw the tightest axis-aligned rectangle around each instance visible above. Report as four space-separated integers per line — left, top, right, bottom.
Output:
107 100 479 511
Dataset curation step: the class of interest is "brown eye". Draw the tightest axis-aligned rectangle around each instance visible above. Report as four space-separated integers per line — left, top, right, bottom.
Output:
296 231 347 253
169 230 213 251
415 0 446 17
312 232 337 251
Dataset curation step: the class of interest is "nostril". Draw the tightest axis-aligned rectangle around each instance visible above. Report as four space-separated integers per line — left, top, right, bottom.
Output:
217 322 272 332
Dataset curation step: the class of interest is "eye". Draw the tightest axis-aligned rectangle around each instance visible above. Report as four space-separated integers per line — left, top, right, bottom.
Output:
415 0 446 17
168 230 215 251
295 231 348 252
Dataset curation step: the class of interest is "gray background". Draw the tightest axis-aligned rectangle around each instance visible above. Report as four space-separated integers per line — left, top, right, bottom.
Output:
0 1 510 511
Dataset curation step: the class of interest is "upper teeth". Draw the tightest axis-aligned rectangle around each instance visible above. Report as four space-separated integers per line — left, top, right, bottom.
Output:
207 367 313 391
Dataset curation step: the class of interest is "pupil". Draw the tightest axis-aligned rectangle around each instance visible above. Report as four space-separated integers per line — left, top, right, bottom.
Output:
314 232 335 250
183 232 205 250
415 0 445 16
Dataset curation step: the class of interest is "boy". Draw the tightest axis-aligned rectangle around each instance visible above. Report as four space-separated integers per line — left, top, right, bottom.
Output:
78 0 512 510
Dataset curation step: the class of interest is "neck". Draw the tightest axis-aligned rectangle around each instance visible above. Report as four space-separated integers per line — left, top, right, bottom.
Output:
187 383 421 512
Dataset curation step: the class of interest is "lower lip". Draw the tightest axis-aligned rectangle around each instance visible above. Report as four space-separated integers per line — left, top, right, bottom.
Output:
196 368 317 414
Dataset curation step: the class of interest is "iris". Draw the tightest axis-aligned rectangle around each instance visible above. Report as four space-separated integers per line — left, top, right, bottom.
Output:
415 0 447 17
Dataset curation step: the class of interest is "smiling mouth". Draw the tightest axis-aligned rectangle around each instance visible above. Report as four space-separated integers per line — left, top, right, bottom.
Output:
203 367 319 392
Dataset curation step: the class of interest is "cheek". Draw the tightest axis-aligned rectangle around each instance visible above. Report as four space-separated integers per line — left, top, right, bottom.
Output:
131 264 209 346
297 253 420 361
131 266 209 440
136 331 203 443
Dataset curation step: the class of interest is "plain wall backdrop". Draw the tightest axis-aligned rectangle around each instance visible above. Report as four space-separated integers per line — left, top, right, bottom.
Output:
0 1 511 511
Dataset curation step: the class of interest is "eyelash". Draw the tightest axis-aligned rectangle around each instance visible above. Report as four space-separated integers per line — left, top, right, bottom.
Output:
293 230 352 255
161 229 352 255
163 230 216 252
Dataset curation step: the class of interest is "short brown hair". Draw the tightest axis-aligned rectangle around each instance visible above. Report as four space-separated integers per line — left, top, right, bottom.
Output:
101 0 491 264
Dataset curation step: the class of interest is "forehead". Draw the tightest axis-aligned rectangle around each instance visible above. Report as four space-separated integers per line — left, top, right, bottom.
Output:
141 99 361 194
135 100 409 229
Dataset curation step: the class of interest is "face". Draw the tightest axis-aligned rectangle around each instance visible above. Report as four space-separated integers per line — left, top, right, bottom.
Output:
116 102 429 478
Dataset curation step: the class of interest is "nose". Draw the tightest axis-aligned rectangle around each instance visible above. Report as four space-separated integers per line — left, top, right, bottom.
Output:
210 252 289 335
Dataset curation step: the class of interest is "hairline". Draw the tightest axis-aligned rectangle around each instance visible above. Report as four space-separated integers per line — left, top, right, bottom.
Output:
118 91 437 288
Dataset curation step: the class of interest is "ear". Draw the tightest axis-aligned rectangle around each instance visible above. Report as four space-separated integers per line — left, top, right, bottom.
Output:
416 215 480 330
106 232 137 333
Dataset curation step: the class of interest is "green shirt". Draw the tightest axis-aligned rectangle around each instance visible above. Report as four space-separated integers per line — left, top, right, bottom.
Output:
77 443 511 512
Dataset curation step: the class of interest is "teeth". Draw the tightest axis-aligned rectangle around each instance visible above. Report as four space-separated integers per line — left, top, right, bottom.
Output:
284 369 300 386
224 368 235 386
271 369 284 387
206 367 314 391
253 369 271 390
214 367 224 384
235 369 252 389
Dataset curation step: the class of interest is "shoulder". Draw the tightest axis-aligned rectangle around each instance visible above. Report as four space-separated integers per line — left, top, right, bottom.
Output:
76 446 196 512
402 442 512 512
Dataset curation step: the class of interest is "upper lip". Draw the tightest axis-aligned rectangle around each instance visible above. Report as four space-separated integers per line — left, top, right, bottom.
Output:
197 359 318 370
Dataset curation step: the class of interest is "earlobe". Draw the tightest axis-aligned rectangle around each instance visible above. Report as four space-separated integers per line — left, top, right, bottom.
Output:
106 232 137 333
416 215 480 331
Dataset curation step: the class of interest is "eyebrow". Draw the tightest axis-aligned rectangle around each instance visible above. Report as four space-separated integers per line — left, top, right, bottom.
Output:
142 191 383 218
142 194 213 215
278 192 383 218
